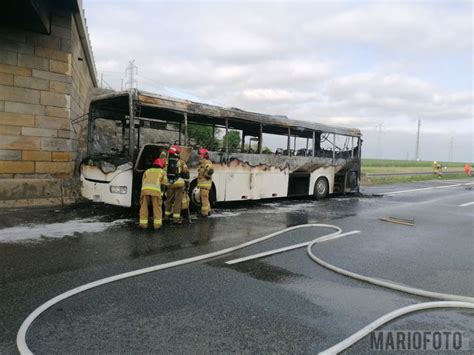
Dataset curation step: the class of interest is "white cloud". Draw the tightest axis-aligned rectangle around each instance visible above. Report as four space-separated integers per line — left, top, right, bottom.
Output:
83 0 473 161
241 88 315 102
302 3 472 52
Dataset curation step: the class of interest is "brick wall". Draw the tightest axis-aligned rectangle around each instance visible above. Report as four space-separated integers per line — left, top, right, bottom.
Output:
0 10 96 207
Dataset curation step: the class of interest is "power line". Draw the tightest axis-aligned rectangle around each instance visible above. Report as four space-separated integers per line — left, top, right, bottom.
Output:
415 118 421 161
448 136 454 162
375 121 384 159
125 60 138 89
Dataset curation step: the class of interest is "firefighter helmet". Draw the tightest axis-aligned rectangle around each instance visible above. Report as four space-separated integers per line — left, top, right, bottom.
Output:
172 145 182 154
153 158 166 168
198 148 209 158
168 146 177 156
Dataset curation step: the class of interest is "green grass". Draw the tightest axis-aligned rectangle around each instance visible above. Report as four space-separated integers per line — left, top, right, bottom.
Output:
367 173 471 185
362 159 470 168
360 159 473 185
361 159 471 174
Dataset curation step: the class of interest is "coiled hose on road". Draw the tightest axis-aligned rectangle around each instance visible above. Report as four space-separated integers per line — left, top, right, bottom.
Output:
17 224 474 354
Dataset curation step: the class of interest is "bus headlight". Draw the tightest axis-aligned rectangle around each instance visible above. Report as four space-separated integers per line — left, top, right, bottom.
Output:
110 186 127 194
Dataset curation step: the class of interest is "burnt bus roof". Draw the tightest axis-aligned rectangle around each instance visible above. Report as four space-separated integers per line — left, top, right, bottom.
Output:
90 90 362 137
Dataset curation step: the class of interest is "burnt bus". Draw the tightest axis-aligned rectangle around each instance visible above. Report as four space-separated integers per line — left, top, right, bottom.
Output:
80 89 362 208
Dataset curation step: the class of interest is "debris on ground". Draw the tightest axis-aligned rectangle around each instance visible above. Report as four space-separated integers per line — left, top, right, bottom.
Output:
379 216 415 226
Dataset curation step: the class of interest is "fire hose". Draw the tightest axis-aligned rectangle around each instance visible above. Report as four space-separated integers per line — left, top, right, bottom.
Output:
16 224 474 354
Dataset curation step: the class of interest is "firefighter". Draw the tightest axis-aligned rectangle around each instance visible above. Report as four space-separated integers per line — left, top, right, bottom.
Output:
164 145 189 224
433 161 442 178
464 163 472 177
139 158 168 230
198 148 214 217
435 162 443 178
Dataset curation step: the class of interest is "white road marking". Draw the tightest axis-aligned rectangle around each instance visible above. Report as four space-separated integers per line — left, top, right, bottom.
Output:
226 230 360 265
381 182 474 196
16 222 474 355
16 224 344 355
459 201 474 207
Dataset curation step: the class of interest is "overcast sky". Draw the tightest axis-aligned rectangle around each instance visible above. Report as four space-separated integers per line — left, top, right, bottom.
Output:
83 0 473 162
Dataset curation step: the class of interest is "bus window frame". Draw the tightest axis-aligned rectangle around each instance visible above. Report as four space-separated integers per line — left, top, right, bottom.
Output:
87 90 362 163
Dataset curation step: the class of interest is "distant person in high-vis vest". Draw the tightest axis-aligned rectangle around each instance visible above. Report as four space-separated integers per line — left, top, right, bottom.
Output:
139 158 168 230
464 163 472 177
164 145 189 224
198 148 214 217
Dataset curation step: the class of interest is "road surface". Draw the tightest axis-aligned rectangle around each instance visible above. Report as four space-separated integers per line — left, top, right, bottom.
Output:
1 178 473 353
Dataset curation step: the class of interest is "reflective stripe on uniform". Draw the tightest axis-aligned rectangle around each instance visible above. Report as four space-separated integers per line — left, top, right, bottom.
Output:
173 213 181 219
201 206 209 212
141 183 161 192
165 211 172 216
139 219 148 225
153 219 162 225
170 178 185 188
198 182 212 188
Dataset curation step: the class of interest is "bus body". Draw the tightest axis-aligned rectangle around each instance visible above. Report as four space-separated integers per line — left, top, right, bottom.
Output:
80 89 362 208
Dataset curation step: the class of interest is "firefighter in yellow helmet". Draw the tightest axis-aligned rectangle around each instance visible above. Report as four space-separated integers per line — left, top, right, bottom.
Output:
139 158 168 229
164 145 189 224
433 161 443 178
198 148 214 217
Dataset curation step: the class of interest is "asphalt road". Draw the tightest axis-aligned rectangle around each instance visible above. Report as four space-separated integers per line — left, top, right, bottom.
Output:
1 178 473 354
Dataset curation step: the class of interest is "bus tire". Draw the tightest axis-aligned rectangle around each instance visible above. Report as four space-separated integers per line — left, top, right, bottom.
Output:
314 177 329 200
188 179 216 212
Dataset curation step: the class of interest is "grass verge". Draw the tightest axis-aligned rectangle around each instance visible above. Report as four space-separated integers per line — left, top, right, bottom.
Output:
366 173 471 185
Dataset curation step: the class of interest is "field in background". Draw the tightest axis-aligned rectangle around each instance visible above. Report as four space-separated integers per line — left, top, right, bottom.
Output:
362 159 469 172
361 159 472 185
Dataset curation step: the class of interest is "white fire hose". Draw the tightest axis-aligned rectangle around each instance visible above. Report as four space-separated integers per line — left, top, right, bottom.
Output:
16 224 474 354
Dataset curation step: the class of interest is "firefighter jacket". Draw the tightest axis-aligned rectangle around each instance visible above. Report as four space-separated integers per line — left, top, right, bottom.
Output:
198 159 213 189
141 167 168 197
168 159 189 189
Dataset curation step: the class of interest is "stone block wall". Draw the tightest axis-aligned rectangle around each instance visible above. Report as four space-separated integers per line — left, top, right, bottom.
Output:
0 10 96 207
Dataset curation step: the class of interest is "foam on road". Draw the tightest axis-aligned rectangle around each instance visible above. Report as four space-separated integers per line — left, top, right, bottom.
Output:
0 218 130 243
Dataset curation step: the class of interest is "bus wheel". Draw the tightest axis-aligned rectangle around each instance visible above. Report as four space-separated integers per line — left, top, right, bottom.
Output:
314 177 329 200
188 180 217 212
188 179 201 212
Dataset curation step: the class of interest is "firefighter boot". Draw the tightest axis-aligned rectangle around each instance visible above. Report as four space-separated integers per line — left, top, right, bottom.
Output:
173 214 183 225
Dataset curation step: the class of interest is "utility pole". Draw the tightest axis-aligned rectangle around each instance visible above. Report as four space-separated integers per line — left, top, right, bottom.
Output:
125 60 138 90
415 119 421 161
376 122 384 159
448 136 454 162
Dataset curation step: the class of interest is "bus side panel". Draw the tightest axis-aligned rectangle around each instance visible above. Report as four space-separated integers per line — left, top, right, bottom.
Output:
251 171 289 199
224 172 252 201
211 172 226 202
309 167 336 195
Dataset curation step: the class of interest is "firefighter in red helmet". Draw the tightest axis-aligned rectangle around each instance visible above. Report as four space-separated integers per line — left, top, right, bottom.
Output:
164 145 189 224
139 158 168 229
197 148 214 217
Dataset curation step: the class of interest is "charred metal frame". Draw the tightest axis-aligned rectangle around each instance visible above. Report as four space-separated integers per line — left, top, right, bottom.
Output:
128 89 136 157
184 112 188 145
87 90 362 164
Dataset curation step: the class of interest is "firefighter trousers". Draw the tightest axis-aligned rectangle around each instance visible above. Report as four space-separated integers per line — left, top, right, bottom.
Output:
165 186 184 221
200 187 211 216
139 194 162 229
